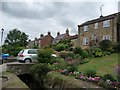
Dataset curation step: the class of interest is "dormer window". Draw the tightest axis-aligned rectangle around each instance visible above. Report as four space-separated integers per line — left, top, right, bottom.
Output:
103 20 110 28
95 23 98 29
83 26 88 31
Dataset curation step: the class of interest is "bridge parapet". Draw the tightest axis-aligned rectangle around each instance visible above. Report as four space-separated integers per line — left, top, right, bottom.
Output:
7 63 35 75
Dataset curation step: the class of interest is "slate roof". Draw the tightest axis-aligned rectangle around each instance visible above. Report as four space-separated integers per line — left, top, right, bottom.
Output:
78 12 120 27
54 34 66 40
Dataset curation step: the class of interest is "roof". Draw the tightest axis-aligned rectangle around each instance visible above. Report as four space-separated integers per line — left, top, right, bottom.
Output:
54 34 67 40
69 34 78 39
39 34 54 40
78 12 120 27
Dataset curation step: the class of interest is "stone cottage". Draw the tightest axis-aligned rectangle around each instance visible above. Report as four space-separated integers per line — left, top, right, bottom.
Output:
78 12 120 49
53 28 70 44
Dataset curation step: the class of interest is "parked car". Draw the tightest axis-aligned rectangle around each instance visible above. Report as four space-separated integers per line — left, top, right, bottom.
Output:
17 49 57 63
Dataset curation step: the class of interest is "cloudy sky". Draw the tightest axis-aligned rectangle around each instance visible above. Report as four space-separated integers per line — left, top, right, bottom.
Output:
0 0 119 43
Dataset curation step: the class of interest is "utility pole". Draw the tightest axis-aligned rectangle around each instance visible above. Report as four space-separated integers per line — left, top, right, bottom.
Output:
1 28 4 64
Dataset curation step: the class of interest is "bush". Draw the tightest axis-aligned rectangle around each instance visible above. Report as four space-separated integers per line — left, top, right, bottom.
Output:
84 69 96 77
2 45 24 56
30 63 50 80
67 65 78 73
92 48 104 57
73 47 83 55
37 49 53 63
81 50 89 59
49 58 67 70
67 52 75 58
102 74 116 82
113 43 120 53
99 40 112 51
59 51 68 59
55 44 66 51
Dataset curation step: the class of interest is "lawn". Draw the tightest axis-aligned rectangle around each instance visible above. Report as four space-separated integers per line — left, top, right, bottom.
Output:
78 53 119 78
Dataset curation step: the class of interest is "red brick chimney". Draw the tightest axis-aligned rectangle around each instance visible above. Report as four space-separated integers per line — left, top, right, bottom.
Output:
66 28 69 35
48 31 51 35
40 34 44 38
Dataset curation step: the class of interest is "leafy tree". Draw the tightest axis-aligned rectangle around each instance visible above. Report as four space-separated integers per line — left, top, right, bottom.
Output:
5 29 28 47
2 44 24 56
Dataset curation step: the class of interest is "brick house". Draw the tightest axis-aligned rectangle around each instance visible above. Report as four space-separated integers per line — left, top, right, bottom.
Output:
38 31 54 48
78 12 120 49
53 28 70 44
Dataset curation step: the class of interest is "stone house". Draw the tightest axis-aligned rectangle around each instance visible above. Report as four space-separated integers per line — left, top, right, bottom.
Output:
53 28 70 44
78 12 120 49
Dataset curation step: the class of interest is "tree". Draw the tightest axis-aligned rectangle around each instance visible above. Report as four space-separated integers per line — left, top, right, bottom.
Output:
5 29 28 47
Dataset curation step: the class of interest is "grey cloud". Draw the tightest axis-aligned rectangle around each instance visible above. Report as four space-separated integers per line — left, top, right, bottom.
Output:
2 1 117 41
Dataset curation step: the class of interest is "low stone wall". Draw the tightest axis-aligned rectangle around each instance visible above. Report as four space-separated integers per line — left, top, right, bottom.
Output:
7 63 34 75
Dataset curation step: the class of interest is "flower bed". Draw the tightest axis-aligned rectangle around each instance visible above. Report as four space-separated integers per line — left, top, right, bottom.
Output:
53 69 120 89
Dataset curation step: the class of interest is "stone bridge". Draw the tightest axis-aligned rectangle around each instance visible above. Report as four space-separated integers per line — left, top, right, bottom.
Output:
6 62 35 75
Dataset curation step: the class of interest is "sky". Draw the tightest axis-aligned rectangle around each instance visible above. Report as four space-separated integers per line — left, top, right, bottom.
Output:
0 0 119 44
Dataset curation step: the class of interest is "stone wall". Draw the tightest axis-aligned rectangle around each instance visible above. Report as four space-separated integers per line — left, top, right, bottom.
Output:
7 63 34 75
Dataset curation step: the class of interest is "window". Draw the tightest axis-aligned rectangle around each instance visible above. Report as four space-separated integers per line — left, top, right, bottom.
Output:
95 23 98 29
103 35 110 40
28 50 38 54
103 20 110 28
83 37 89 45
83 26 88 31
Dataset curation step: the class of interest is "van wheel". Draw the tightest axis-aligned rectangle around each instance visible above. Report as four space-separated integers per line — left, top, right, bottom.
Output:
25 59 31 63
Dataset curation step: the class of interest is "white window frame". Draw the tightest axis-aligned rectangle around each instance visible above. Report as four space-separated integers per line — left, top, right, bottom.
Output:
83 37 89 45
103 35 110 40
95 23 98 29
83 26 88 32
103 20 110 28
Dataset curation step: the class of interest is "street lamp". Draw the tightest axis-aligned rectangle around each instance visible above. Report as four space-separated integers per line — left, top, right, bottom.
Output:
1 28 4 64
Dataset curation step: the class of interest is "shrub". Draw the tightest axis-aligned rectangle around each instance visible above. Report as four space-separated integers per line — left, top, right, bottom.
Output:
84 69 96 77
73 47 83 55
92 48 104 57
81 50 89 59
67 52 75 58
102 74 116 82
30 63 50 80
59 51 68 59
37 49 53 63
50 58 67 70
67 65 78 73
113 43 120 53
99 40 112 51
55 44 65 51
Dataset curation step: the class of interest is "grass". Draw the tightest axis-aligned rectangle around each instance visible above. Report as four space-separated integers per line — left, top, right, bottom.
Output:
78 53 119 78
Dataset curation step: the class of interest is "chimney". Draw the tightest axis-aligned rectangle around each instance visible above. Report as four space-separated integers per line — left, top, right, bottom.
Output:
100 15 103 18
66 28 69 35
48 31 51 35
57 32 60 36
28 39 31 42
40 34 44 38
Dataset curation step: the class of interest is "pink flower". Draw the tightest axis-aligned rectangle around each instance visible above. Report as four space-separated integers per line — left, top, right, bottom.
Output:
94 77 100 81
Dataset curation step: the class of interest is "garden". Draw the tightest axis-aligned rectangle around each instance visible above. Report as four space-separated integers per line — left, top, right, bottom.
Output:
30 39 120 89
